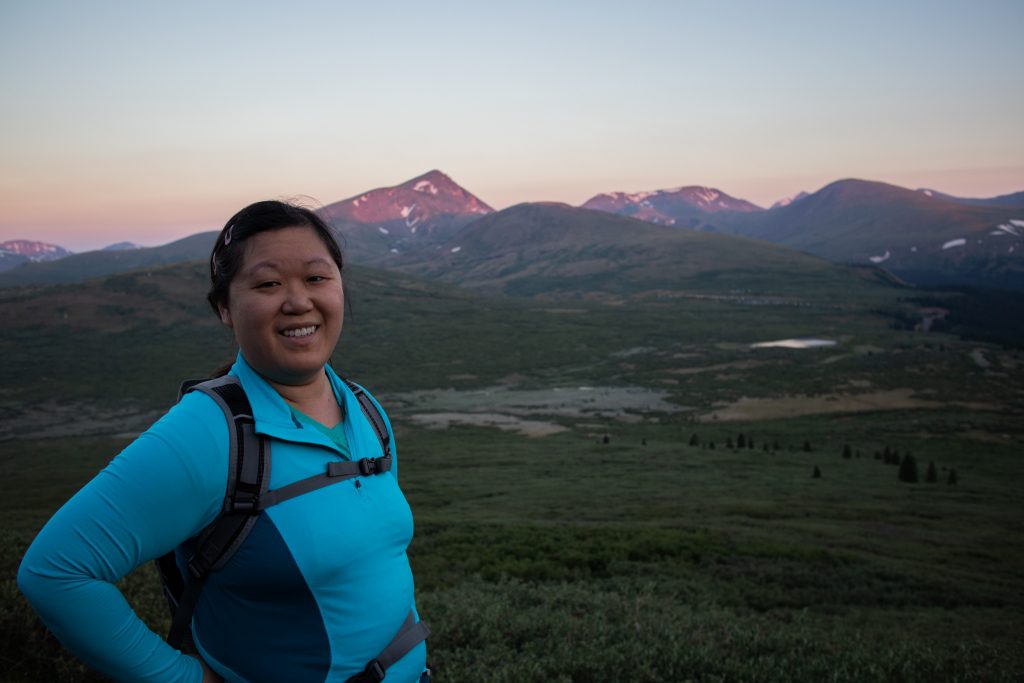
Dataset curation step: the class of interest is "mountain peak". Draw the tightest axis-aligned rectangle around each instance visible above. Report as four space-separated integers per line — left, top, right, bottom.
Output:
0 239 75 273
318 170 494 261
580 183 761 229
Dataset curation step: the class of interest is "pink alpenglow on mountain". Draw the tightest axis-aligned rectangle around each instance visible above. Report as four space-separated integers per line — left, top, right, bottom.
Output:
0 240 73 260
581 186 762 226
0 239 74 273
320 170 493 234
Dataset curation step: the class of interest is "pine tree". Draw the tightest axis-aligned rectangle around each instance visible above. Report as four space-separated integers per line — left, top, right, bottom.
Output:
803 440 812 452
898 454 919 483
689 433 699 447
842 444 852 459
812 465 822 478
737 434 746 448
947 468 958 485
726 437 734 449
772 440 781 451
925 461 937 483
748 437 755 449
709 441 716 450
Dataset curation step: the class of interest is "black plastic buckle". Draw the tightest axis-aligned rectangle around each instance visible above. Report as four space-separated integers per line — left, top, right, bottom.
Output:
359 458 377 476
187 557 206 581
363 658 386 683
231 498 256 514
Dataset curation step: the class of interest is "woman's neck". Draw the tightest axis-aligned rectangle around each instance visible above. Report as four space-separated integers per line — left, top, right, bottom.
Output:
270 371 342 427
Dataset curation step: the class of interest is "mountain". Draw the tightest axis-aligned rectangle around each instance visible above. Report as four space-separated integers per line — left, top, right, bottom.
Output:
319 170 493 262
391 202 897 300
771 191 810 209
103 241 144 251
0 240 73 272
0 231 216 288
727 179 1024 289
916 188 1024 208
580 185 762 230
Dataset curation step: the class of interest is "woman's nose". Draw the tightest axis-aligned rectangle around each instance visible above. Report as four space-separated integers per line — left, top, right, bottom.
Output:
281 285 313 313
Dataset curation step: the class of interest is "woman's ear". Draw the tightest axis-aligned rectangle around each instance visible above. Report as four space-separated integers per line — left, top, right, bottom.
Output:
218 304 233 328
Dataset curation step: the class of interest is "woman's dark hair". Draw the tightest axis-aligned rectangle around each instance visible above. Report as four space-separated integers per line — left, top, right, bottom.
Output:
207 200 343 314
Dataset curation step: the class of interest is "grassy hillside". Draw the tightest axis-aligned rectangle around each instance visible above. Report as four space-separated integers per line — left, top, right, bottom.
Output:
391 203 897 300
1 257 1022 681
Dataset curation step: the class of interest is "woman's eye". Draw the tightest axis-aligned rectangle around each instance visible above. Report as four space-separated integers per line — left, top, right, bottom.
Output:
255 281 280 289
308 275 327 283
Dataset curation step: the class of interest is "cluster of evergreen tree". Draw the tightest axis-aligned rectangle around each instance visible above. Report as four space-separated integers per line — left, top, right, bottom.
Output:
685 432 959 485
859 444 958 485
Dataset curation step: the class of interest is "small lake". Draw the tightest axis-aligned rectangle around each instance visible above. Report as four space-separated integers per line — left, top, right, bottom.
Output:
750 338 837 349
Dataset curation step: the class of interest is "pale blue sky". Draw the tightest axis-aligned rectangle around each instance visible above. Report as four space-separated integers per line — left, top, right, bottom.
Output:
2 0 1022 250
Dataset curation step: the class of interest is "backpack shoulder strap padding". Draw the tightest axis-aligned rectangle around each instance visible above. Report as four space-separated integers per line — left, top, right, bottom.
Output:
343 379 392 459
162 376 271 649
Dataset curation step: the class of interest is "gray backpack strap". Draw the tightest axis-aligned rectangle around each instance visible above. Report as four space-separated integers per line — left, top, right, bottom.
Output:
164 376 270 649
343 379 392 458
257 455 392 510
345 610 431 683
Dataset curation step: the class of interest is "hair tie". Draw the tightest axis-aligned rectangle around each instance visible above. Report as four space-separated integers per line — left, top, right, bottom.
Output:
223 225 234 246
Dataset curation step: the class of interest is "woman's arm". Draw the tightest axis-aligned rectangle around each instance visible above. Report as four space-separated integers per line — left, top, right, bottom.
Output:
17 393 228 683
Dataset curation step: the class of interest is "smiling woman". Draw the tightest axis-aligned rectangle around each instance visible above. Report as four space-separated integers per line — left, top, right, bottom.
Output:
210 208 346 420
17 200 430 683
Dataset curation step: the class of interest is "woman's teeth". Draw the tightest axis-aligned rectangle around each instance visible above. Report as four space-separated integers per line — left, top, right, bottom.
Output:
282 325 317 338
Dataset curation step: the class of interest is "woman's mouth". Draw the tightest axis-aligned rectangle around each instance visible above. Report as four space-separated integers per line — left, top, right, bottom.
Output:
281 325 319 338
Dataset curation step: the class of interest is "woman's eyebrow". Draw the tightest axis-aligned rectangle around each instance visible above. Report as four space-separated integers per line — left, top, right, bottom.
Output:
245 260 280 275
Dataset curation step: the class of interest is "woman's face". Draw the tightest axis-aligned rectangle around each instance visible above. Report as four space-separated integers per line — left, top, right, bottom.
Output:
217 225 344 386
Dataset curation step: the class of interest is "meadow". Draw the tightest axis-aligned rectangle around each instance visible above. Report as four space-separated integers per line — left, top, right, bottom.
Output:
1 262 1022 681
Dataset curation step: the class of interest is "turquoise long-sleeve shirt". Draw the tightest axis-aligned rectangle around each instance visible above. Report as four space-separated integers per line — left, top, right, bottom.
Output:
17 354 426 682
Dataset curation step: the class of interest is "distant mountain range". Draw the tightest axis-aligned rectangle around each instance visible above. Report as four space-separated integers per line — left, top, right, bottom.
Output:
579 186 760 229
1 171 1021 291
0 240 74 272
389 202 893 299
917 188 1024 208
724 179 1024 289
0 232 216 287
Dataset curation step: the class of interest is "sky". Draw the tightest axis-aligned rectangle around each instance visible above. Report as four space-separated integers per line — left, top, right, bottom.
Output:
2 0 1022 251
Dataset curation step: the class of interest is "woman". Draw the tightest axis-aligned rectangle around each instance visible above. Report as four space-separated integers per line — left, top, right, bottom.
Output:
18 200 428 682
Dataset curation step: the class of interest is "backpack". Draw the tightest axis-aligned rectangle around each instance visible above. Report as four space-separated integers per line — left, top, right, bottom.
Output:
154 375 429 683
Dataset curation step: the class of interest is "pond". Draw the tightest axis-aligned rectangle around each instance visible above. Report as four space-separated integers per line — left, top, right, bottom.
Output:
750 338 837 349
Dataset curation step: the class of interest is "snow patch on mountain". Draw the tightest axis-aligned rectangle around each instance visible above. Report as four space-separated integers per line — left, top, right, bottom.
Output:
771 191 810 209
942 238 966 250
413 180 439 195
378 227 390 235
451 246 462 253
1010 219 1024 227
102 241 142 251
400 204 416 218
869 250 891 264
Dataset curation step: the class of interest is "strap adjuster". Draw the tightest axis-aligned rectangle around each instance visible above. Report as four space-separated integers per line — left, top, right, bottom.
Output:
230 498 256 513
186 557 206 581
362 658 386 682
358 457 378 476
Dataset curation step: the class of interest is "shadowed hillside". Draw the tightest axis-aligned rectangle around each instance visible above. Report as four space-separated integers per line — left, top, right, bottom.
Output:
391 202 899 300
